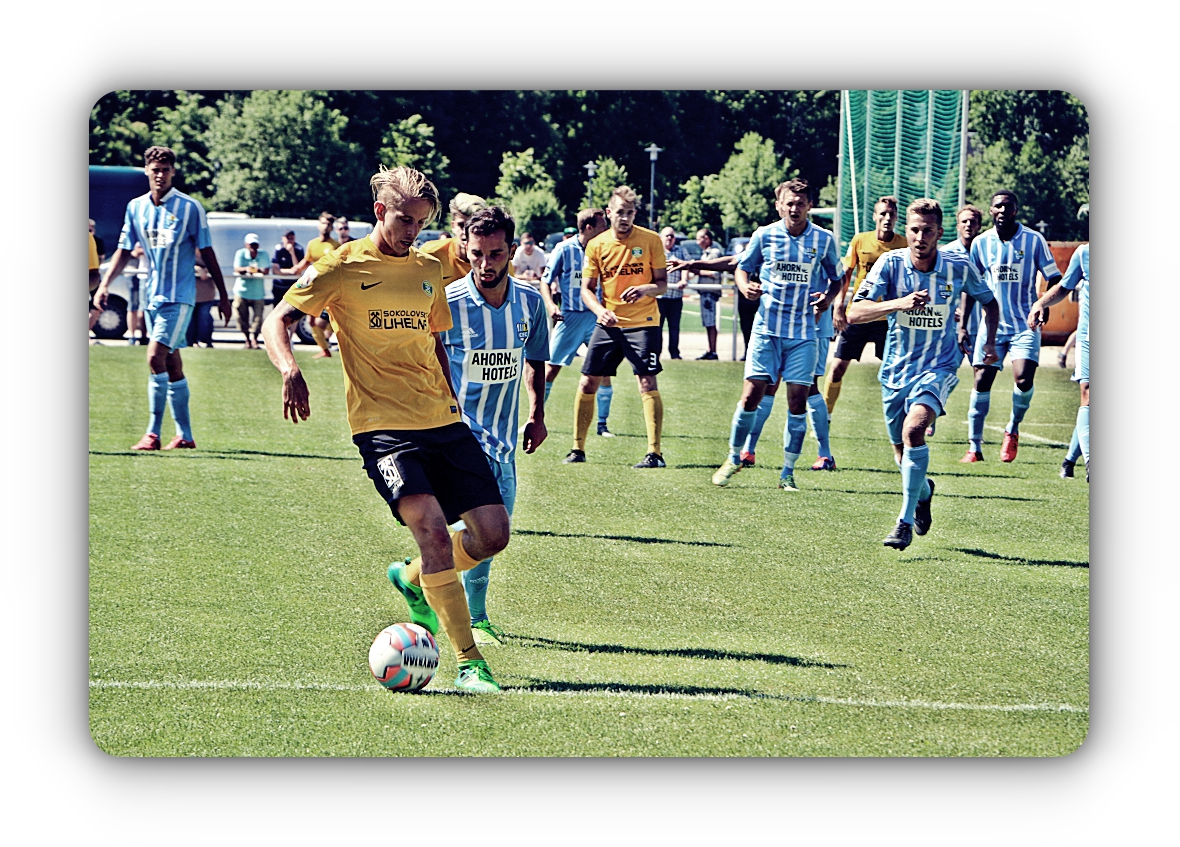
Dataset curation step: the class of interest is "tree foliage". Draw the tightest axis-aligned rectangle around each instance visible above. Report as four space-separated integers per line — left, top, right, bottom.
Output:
492 148 563 233
205 90 364 218
377 114 450 188
703 132 792 236
585 158 631 211
151 91 219 203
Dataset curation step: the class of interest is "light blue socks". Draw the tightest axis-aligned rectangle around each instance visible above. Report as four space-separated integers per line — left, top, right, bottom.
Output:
729 406 757 464
743 394 775 456
596 385 613 424
968 390 990 452
1007 386 1034 434
899 445 931 525
463 561 491 624
1077 405 1089 464
807 393 832 458
167 378 193 442
147 372 169 436
782 413 807 474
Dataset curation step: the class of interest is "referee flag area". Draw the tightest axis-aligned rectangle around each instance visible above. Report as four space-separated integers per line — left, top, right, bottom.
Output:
88 342 1088 757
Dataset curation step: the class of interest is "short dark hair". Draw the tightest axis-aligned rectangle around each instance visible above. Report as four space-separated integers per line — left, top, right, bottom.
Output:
318 211 336 224
992 189 1018 206
520 231 534 242
577 208 605 231
696 227 714 241
144 146 176 166
775 178 811 203
464 206 516 246
876 195 899 211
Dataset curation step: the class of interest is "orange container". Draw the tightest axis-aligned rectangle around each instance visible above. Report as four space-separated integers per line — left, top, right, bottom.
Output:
1037 242 1082 346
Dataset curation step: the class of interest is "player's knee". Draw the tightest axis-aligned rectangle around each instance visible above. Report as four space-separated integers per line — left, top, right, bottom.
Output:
471 516 510 558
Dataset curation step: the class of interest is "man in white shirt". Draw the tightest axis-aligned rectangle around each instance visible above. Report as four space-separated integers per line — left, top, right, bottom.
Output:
511 231 547 288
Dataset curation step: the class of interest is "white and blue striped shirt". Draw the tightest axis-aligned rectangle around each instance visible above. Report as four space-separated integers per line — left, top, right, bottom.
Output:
541 237 590 312
969 224 1059 336
443 274 549 463
857 249 994 389
1060 243 1089 347
738 220 841 340
940 238 979 338
117 188 211 308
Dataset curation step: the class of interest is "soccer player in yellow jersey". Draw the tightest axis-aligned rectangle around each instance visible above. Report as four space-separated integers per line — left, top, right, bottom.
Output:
418 192 488 285
824 196 908 414
260 165 510 694
292 211 340 358
564 185 669 468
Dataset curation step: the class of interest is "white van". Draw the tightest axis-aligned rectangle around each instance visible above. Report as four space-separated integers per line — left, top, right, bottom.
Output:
93 213 373 343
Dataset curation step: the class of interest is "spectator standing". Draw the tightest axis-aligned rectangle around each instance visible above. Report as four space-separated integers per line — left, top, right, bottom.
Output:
89 229 102 343
511 231 547 289
233 233 270 349
334 217 354 244
295 212 341 358
657 226 688 359
186 262 219 348
687 228 724 359
270 230 305 309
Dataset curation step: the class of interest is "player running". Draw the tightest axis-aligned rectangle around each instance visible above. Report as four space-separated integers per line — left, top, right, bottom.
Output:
440 206 548 645
711 179 842 492
847 198 999 550
565 186 669 468
261 165 510 694
1030 241 1089 481
93 145 232 451
960 190 1061 463
541 208 615 435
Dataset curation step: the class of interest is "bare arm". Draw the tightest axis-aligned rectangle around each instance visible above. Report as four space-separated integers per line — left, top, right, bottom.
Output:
520 359 548 454
622 267 667 302
734 267 762 300
261 300 311 423
1028 279 1070 330
668 255 738 275
582 276 616 326
847 289 931 324
832 265 856 333
434 334 458 401
93 247 134 309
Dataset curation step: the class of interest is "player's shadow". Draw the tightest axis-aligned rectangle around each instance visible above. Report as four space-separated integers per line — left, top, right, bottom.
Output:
513 529 732 547
940 493 1037 502
88 449 355 461
512 634 842 668
509 678 798 701
848 466 1012 480
952 547 1089 569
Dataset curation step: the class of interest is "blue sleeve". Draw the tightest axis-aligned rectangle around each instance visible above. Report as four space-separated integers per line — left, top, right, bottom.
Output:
443 303 463 350
1036 235 1060 280
118 203 138 251
854 255 894 302
821 237 841 285
969 238 986 275
962 262 994 304
194 202 212 250
524 294 549 361
542 245 562 286
1060 248 1083 291
737 231 764 275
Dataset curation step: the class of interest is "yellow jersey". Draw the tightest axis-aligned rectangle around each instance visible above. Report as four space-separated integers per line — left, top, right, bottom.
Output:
89 233 100 273
284 236 460 435
582 225 666 328
843 230 908 322
306 235 340 264
419 237 470 286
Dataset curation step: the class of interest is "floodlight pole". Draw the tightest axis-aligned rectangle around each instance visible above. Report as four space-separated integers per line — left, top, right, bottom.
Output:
583 160 597 207
645 144 662 227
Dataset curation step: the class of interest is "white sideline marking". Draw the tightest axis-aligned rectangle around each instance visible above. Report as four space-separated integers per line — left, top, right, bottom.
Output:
88 679 1087 713
983 424 1067 447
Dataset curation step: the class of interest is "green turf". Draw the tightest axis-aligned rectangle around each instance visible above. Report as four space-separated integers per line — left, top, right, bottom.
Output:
89 345 1088 756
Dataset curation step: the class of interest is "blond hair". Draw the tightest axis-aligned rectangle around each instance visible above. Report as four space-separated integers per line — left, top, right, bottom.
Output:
369 165 441 223
449 192 488 219
906 198 943 219
610 185 638 206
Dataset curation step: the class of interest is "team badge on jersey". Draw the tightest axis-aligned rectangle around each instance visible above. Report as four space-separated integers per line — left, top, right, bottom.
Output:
939 279 954 299
422 280 433 296
515 320 529 341
631 248 643 257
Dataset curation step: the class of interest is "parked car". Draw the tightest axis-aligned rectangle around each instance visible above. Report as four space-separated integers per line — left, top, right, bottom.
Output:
543 231 566 252
726 237 750 257
415 229 447 247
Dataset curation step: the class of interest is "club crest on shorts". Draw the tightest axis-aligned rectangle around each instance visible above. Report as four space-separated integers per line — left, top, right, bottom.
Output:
422 280 433 296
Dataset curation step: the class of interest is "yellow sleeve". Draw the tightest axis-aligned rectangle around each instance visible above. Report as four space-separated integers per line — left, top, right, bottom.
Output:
843 233 861 270
427 262 451 334
583 238 601 279
649 232 666 270
284 252 340 315
89 234 100 271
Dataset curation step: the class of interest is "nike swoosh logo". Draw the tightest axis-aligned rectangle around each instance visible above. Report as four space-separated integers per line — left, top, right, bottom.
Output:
360 281 382 290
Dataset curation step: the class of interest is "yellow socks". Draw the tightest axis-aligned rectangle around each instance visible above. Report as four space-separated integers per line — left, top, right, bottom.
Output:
823 378 842 414
403 528 481 587
573 389 596 450
419 569 483 663
641 390 663 455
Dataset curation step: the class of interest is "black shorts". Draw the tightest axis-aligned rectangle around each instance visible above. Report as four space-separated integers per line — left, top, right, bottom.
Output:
354 422 503 525
834 320 888 362
582 325 662 377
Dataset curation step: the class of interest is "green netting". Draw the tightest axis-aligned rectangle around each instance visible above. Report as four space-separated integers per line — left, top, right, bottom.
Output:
837 90 968 253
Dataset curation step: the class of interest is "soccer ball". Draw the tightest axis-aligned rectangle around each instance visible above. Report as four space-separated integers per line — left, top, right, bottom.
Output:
368 623 439 692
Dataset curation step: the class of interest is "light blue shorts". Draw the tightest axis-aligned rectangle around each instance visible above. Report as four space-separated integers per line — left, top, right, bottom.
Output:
815 333 832 378
699 290 719 328
145 302 193 350
1072 336 1089 384
745 333 817 386
974 326 1040 370
882 369 960 445
549 309 598 367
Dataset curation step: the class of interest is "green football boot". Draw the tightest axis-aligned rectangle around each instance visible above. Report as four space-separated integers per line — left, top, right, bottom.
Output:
387 558 439 635
471 619 506 645
455 659 502 693
777 472 799 492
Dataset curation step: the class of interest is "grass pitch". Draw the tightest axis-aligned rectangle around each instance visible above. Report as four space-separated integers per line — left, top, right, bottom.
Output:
89 343 1088 756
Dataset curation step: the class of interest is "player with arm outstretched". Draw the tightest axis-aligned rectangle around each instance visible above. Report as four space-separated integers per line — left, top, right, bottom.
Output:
260 165 510 694
960 190 1061 463
848 199 999 550
441 206 548 645
710 179 842 492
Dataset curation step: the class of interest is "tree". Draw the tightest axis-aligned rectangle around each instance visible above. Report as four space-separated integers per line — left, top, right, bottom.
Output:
703 132 792 235
205 90 364 217
152 91 219 202
585 158 631 210
89 90 156 167
666 175 721 235
377 114 450 188
491 148 564 233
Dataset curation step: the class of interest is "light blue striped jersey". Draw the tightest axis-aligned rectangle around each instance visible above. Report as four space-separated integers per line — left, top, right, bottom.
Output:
1060 243 1089 346
969 224 1059 336
443 273 550 463
857 249 994 389
737 220 841 340
117 188 211 308
541 237 591 312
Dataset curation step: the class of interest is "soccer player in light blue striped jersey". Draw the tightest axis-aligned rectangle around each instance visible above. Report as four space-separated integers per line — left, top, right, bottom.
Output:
93 146 231 451
711 179 843 492
960 191 1061 463
540 208 615 435
442 206 549 644
1031 241 1089 481
849 198 999 550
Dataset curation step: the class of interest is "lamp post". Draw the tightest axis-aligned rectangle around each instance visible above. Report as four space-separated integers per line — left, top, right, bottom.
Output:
583 160 597 207
644 143 662 227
